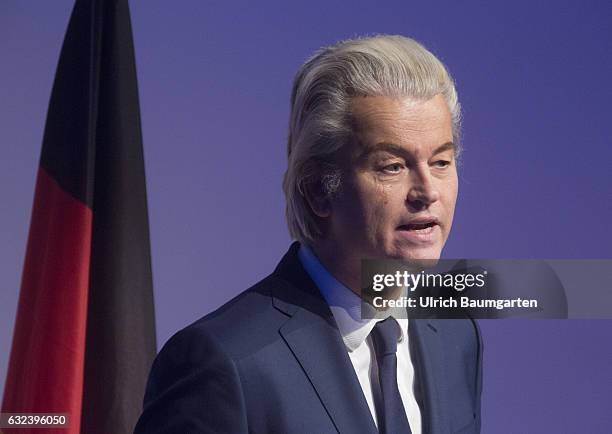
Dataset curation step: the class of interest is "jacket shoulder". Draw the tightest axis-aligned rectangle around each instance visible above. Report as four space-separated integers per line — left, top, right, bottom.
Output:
168 273 290 361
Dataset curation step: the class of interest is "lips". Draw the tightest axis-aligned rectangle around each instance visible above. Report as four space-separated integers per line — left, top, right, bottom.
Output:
400 221 437 231
397 217 440 244
398 216 440 231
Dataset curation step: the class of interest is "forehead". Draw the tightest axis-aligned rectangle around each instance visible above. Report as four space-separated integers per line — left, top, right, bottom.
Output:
349 94 453 157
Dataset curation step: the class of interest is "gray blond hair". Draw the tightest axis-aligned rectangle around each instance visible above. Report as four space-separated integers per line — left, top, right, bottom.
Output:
282 35 461 244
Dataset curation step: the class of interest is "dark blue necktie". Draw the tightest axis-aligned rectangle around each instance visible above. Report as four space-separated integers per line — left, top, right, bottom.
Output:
371 317 412 434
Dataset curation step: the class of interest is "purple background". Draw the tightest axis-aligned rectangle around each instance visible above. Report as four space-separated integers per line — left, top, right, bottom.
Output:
1 1 611 432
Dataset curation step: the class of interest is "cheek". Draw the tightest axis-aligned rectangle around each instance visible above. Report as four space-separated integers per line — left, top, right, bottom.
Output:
334 180 379 232
448 177 459 208
367 183 402 237
440 177 459 226
348 179 390 234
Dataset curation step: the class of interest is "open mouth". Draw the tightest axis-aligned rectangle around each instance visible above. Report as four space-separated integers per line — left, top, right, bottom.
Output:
398 221 438 234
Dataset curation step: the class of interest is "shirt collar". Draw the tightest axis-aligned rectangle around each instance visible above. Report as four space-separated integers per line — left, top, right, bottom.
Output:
298 244 408 352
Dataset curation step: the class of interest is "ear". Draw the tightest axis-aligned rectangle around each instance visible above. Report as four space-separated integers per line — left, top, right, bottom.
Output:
302 179 331 218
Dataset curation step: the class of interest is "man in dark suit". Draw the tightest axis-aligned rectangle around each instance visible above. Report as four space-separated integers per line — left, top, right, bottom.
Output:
135 35 483 434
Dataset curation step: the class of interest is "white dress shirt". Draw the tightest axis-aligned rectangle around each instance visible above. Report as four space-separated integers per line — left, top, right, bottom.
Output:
298 245 422 434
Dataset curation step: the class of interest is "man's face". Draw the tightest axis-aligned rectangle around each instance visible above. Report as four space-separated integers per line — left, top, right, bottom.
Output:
326 94 458 266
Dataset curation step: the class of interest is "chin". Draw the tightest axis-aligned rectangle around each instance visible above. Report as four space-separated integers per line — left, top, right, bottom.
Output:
394 246 442 268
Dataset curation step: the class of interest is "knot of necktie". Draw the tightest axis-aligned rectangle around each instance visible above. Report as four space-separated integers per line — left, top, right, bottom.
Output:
372 317 401 357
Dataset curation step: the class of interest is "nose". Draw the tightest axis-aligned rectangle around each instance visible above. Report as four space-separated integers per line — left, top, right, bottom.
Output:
406 165 440 210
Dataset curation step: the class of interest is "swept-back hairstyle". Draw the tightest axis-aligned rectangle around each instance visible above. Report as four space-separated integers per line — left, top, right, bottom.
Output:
283 35 460 244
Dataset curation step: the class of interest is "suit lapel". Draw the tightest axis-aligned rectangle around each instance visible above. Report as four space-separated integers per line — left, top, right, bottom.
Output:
271 243 378 434
279 308 378 434
410 319 451 434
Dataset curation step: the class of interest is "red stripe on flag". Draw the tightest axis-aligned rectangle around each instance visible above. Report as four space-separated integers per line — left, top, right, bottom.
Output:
2 168 92 434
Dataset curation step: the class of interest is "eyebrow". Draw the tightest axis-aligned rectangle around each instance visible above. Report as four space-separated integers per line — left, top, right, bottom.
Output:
359 141 456 160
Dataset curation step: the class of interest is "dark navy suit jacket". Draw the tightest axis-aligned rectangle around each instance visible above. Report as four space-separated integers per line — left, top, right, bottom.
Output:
134 243 483 434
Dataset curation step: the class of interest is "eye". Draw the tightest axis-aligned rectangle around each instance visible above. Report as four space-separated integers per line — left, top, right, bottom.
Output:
432 160 451 169
382 163 404 174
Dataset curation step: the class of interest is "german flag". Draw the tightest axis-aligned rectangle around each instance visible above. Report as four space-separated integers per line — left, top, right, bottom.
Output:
1 1 156 433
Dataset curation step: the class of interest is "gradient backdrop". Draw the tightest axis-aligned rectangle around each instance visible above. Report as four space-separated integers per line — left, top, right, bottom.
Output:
1 1 611 432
